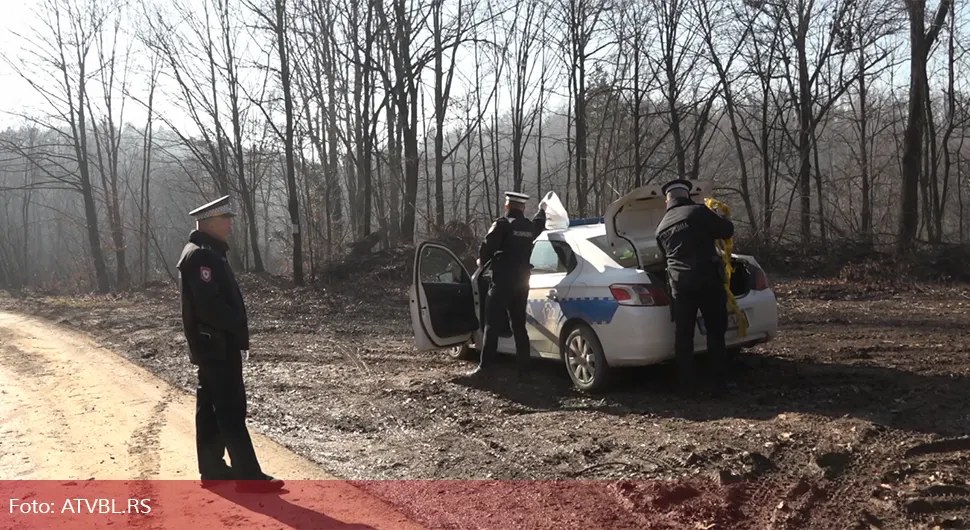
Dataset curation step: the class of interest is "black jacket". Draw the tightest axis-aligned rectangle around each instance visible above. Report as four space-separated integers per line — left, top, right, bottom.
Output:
176 230 249 365
479 208 546 287
655 197 735 291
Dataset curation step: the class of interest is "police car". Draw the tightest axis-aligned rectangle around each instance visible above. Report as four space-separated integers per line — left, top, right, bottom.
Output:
409 180 779 392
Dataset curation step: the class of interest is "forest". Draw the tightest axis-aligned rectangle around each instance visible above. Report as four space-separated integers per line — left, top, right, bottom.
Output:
0 0 964 293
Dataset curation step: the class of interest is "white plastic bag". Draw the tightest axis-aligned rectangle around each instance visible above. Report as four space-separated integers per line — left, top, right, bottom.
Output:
538 191 569 230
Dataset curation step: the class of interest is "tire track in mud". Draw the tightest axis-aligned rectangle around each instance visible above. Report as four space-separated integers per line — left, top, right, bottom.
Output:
597 422 894 530
128 387 177 480
885 438 970 529
125 387 177 530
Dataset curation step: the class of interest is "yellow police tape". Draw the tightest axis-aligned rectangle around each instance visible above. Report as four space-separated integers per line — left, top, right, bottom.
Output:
703 198 747 337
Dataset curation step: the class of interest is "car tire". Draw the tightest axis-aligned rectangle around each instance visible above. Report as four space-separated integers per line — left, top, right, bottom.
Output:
449 341 479 361
561 324 613 393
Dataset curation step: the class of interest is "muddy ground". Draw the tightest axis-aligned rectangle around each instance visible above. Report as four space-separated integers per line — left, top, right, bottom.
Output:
2 247 969 529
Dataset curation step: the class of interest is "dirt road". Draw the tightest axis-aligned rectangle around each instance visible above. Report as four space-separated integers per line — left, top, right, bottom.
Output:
0 311 422 529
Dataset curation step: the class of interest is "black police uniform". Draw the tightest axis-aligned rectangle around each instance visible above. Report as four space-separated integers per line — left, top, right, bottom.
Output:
654 180 735 391
475 193 546 374
175 195 282 492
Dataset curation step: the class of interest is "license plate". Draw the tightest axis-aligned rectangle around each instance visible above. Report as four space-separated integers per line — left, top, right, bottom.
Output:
697 311 747 335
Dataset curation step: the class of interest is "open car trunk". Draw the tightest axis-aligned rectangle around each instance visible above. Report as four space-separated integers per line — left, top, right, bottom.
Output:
604 180 752 299
727 259 753 298
640 256 752 299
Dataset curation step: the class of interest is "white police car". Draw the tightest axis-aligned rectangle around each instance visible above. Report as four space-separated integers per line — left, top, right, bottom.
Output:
409 180 779 392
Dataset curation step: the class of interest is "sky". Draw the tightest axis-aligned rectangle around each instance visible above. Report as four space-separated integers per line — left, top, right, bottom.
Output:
1 0 48 126
1 0 196 133
2 0 965 141
0 0 573 149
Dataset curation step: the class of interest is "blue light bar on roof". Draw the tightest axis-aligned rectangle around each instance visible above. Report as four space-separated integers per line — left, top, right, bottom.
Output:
568 217 604 227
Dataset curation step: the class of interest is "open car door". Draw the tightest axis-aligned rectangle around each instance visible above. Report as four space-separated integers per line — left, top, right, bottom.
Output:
604 180 713 268
409 242 479 351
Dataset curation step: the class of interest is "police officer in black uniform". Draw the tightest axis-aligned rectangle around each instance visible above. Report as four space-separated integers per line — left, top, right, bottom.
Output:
654 179 735 395
176 195 284 493
470 191 546 378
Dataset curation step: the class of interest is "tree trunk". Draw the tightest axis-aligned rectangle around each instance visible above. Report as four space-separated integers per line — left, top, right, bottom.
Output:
275 0 303 284
924 78 940 243
796 21 813 244
813 139 826 244
70 61 111 293
574 59 588 216
433 0 445 226
224 0 264 272
899 0 952 252
857 42 872 242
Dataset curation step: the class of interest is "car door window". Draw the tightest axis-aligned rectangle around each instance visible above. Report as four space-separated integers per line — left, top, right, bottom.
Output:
419 246 469 284
531 241 577 274
417 244 477 339
551 241 578 273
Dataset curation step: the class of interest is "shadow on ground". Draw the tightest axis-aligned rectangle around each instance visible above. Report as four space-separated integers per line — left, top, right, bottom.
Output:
206 484 378 530
451 352 970 439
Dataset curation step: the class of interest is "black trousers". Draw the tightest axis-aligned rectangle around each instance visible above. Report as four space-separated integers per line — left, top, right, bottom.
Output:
671 283 728 386
479 283 530 369
195 349 263 479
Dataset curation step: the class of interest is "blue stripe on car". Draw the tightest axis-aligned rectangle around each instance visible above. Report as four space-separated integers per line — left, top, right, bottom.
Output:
528 297 619 325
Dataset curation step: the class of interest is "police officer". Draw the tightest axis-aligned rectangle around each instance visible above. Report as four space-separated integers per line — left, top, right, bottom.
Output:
176 195 284 493
470 191 546 378
654 179 735 395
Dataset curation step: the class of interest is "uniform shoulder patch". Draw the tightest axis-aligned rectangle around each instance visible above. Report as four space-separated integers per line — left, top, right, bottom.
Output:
200 266 212 282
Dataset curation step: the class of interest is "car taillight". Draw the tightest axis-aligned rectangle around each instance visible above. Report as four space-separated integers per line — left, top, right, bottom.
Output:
609 283 670 306
751 266 769 291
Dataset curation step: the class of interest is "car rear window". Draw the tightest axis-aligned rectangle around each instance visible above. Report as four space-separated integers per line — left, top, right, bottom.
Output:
587 235 639 268
587 235 665 269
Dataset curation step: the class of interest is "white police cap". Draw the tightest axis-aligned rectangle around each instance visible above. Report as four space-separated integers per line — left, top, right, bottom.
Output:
190 195 236 220
504 191 529 204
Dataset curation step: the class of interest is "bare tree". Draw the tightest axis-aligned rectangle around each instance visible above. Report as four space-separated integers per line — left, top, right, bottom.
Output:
559 0 611 217
505 0 546 194
142 0 265 270
218 0 266 272
291 0 345 255
4 0 116 292
376 0 428 243
86 7 131 288
246 0 304 284
898 0 952 251
138 53 161 286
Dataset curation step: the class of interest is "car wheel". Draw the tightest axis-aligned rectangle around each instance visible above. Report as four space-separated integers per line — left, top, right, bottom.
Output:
562 324 613 393
448 341 479 361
